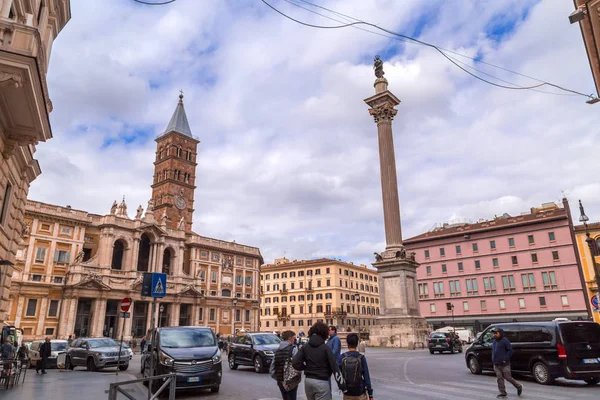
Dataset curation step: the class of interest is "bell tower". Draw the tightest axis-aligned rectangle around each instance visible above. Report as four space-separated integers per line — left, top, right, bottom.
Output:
151 93 199 232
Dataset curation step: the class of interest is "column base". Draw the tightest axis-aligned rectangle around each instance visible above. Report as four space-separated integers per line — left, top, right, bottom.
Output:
368 315 429 349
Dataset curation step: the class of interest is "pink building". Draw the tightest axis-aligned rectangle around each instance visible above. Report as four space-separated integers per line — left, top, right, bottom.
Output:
404 199 590 332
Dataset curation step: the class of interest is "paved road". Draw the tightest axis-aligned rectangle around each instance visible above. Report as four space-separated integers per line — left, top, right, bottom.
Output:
3 348 599 399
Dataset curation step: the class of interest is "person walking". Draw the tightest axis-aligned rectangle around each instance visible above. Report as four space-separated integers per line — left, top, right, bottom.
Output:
36 337 52 374
67 335 73 347
270 330 300 400
339 334 373 400
491 328 523 398
292 321 346 400
327 326 341 361
140 337 147 354
357 338 366 355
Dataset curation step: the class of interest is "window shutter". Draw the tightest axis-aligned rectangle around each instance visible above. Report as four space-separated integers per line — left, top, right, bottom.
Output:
53 250 59 262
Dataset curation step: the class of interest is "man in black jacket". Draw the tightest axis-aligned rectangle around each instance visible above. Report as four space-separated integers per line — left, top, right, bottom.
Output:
492 328 522 398
36 337 52 374
292 321 346 400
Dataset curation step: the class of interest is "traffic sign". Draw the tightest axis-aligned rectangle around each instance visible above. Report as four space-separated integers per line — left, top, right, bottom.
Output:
592 294 599 310
120 312 130 318
151 273 167 298
120 297 131 313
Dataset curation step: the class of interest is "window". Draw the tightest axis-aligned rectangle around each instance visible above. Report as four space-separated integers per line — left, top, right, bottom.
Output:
40 223 51 232
478 300 486 311
235 309 241 322
508 238 515 247
425 250 430 258
290 272 295 277
492 258 499 267
55 249 71 264
463 301 469 311
60 226 73 235
0 181 12 225
548 232 556 241
466 278 478 295
245 309 250 321
265 274 270 280
455 245 461 254
552 251 559 261
531 253 538 263
430 303 436 312
449 280 461 297
441 264 447 273
53 277 63 284
483 277 497 294
519 298 525 308
35 247 47 263
209 308 216 321
539 296 547 307
433 282 444 298
521 273 536 291
440 248 445 257
211 253 220 261
211 271 217 283
298 271 304 277
472 243 478 252
502 275 516 292
490 240 496 249
541 271 558 290
511 255 518 265
499 299 506 309
31 275 42 282
458 262 463 272
274 273 279 279
561 295 569 306
326 279 330 287
475 260 481 270
528 235 534 244
45 328 54 336
199 308 204 321
26 299 37 316
418 283 429 299
426 266 431 275
48 300 59 317
325 293 332 299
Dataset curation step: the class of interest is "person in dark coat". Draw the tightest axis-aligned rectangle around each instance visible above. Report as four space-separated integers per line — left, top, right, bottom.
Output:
491 328 522 398
36 337 52 374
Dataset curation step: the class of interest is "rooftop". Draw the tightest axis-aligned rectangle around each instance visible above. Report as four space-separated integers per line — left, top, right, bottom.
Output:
261 257 374 272
162 93 193 138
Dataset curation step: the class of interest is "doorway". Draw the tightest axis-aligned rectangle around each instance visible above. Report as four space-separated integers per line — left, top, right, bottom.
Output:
74 299 93 337
104 300 119 338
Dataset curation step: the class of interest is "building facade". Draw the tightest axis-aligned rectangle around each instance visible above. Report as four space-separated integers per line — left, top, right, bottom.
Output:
574 221 600 323
6 95 263 341
259 258 380 334
573 0 600 98
0 0 71 324
404 200 589 332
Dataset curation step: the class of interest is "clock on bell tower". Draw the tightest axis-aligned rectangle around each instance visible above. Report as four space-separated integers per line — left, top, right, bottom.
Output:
151 93 200 232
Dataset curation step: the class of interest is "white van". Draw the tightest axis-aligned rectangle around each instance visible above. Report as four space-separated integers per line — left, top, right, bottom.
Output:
435 327 474 344
28 340 68 369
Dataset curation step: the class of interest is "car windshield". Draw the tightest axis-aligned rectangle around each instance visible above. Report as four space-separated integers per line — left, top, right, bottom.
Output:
89 339 119 348
252 335 281 345
159 329 215 348
430 333 447 338
560 323 600 344
51 342 67 351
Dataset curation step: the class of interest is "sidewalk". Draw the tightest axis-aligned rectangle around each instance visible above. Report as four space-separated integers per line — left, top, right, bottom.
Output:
2 368 147 400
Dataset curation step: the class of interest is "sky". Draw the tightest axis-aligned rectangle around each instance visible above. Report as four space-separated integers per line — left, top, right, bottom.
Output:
31 0 600 266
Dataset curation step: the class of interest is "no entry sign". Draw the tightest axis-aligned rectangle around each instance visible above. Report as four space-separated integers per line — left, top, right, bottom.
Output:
120 297 131 313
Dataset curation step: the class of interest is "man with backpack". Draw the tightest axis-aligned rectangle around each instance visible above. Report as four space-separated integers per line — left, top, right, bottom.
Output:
270 330 300 400
339 334 373 400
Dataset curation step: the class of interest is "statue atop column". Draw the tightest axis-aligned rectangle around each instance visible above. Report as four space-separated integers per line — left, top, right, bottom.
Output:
374 55 385 78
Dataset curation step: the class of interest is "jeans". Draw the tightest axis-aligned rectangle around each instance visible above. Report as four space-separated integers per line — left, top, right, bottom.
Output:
305 377 331 400
494 363 522 395
277 382 298 400
37 357 47 373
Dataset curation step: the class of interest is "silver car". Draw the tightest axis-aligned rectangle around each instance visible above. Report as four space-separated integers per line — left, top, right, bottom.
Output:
65 338 130 371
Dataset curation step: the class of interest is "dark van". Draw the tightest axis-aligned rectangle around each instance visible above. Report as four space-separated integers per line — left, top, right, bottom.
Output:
465 321 600 385
141 326 222 394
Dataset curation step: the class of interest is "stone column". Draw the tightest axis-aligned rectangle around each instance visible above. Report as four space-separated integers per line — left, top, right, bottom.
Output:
36 298 49 337
170 301 180 326
14 297 25 327
91 298 107 337
64 297 78 338
131 238 140 272
146 301 154 333
58 298 72 338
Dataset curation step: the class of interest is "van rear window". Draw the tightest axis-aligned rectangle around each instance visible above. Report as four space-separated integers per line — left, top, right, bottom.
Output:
560 323 600 344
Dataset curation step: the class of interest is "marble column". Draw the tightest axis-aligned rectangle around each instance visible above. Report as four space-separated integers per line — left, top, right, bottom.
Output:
36 298 49 337
169 302 180 326
145 301 154 334
131 238 140 272
14 297 24 327
91 298 107 337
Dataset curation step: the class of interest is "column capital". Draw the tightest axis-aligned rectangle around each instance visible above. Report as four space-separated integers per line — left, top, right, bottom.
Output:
368 104 398 124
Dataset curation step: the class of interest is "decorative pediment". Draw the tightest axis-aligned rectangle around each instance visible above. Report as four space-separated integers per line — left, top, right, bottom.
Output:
178 285 203 297
73 277 112 291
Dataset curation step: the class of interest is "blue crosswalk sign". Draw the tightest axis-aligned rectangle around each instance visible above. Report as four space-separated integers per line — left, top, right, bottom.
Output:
151 273 167 297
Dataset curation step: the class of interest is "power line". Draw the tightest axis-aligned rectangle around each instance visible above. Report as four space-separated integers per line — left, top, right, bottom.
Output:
262 0 596 101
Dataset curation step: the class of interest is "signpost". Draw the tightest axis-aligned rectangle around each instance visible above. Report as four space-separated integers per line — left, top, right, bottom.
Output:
142 272 167 398
591 294 599 312
116 297 131 376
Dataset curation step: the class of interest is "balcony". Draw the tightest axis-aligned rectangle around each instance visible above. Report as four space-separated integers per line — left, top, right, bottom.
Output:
279 288 288 294
324 308 347 318
306 286 313 292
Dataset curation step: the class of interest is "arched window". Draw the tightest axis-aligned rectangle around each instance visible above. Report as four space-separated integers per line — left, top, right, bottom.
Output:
222 289 231 297
137 234 151 272
174 170 180 180
177 147 182 157
157 148 163 161
362 306 366 315
595 238 600 256
162 248 173 275
111 240 125 270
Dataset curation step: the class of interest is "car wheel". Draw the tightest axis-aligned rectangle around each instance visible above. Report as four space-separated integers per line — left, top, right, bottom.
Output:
254 355 264 373
65 356 75 371
468 356 482 375
429 349 434 354
211 386 220 393
86 357 97 372
118 364 129 371
584 377 598 385
228 354 238 370
532 361 554 385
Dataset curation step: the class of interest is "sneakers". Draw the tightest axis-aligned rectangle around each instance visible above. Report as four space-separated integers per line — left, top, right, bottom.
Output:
518 386 523 396
497 395 507 399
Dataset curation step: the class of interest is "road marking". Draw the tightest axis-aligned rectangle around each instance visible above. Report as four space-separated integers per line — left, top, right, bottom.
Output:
402 356 430 385
439 381 585 400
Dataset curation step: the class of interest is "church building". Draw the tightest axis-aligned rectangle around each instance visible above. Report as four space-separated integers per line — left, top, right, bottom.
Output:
6 94 263 341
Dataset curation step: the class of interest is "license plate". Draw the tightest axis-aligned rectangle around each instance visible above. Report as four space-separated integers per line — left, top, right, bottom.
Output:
583 358 599 364
186 377 200 383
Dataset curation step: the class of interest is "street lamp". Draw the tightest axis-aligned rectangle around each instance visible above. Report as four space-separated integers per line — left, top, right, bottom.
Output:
579 200 600 316
159 304 165 327
354 292 360 333
232 298 238 335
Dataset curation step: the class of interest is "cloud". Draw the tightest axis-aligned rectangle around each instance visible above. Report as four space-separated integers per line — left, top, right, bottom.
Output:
30 0 600 267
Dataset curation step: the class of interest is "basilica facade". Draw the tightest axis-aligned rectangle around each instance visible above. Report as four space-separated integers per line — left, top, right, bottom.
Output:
6 95 263 341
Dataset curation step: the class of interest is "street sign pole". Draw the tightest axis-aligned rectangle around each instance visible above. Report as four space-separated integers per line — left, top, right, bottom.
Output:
148 296 157 399
116 298 131 377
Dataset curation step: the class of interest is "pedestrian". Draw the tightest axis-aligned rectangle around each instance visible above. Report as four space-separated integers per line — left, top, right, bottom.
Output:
67 335 73 347
131 338 137 354
491 328 523 398
358 338 366 355
270 330 301 400
0 338 15 360
36 337 52 375
328 326 341 361
292 321 346 400
339 334 373 400
140 337 147 354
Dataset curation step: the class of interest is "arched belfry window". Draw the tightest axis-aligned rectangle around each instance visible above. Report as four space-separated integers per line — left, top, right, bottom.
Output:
111 240 126 270
137 234 151 272
177 147 182 157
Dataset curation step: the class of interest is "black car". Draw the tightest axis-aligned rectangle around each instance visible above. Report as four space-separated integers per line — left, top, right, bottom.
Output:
428 332 463 354
465 321 600 385
228 333 281 373
141 326 222 394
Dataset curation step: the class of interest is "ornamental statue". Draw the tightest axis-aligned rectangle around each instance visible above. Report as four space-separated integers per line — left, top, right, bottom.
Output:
374 55 384 79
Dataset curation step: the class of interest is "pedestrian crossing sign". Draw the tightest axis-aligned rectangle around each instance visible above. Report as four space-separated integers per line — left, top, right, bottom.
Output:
151 273 167 298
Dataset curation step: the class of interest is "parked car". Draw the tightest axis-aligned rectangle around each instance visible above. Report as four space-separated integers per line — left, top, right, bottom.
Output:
28 340 68 369
465 321 600 385
141 326 221 394
65 337 130 371
428 332 463 354
228 332 281 373
435 327 474 344
120 342 134 358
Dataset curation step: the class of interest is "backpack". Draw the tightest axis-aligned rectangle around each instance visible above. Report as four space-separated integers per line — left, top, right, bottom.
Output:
341 353 363 390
